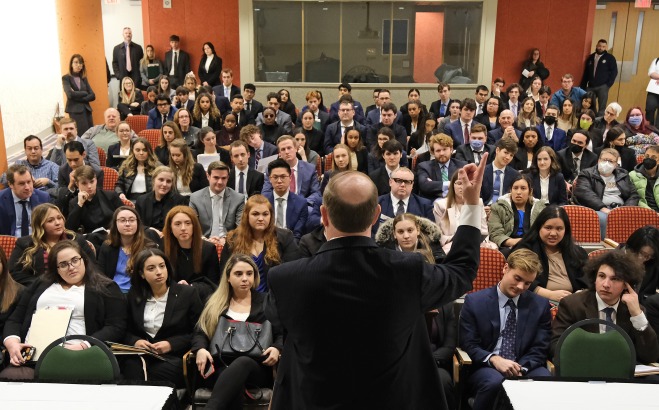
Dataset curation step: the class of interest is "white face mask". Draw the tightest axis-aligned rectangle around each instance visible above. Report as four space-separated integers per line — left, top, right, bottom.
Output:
598 161 615 175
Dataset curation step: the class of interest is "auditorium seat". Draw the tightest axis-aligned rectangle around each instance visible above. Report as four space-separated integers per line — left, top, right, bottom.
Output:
605 206 659 244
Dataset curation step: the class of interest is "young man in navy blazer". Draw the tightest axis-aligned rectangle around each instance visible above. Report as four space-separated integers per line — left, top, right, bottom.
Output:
536 105 568 152
263 159 308 241
0 165 51 236
480 137 520 209
460 249 552 410
417 133 467 201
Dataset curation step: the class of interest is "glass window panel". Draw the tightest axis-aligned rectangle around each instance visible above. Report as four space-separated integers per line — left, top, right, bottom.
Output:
253 1 302 82
304 3 340 82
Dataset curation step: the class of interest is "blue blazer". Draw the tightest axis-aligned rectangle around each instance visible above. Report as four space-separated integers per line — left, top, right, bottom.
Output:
262 160 322 208
416 158 466 200
480 164 519 205
146 106 177 130
487 127 523 145
377 193 433 221
329 100 365 125
247 141 278 169
459 286 551 372
265 191 308 241
444 120 470 146
536 125 568 152
0 189 50 236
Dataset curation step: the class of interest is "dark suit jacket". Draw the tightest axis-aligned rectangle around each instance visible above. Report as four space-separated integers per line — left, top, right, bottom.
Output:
536 124 568 152
378 193 434 221
163 49 191 86
369 166 392 197
247 142 278 169
136 191 189 230
212 84 241 100
514 240 588 294
228 168 264 197
474 113 500 133
117 90 144 119
3 279 126 343
66 189 123 233
487 127 523 145
264 224 480 409
0 188 51 236
460 286 552 371
365 123 407 150
296 109 330 134
429 99 456 119
244 99 264 122
106 143 129 169
115 170 153 200
455 143 495 165
417 158 466 200
8 233 94 287
62 75 95 115
125 283 203 356
551 290 659 364
530 172 568 205
557 148 598 182
329 100 365 125
146 106 177 130
480 164 519 205
298 225 326 258
324 121 366 155
112 41 144 85
198 55 222 87
445 120 474 146
261 160 322 208
265 191 309 241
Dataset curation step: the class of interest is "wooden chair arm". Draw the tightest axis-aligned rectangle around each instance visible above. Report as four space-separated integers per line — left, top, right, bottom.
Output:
456 347 472 365
453 348 473 383
603 238 619 248
546 360 555 375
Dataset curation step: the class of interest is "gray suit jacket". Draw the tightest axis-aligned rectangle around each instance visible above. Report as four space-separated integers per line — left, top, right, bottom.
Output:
189 187 245 237
255 110 293 134
48 136 101 169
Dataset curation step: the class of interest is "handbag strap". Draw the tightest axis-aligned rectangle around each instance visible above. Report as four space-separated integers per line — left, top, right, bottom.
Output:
215 325 234 368
228 324 263 353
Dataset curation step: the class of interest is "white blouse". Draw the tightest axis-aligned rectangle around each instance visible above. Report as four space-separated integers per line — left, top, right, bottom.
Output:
143 289 169 338
227 308 249 322
131 172 147 194
36 283 86 337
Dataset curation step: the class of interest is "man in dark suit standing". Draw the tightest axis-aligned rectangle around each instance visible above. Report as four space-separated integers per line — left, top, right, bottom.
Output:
0 165 51 236
228 140 264 197
556 130 598 185
263 159 309 241
460 249 552 410
417 134 467 201
163 35 190 88
455 123 495 165
111 27 144 86
581 39 618 116
265 154 487 409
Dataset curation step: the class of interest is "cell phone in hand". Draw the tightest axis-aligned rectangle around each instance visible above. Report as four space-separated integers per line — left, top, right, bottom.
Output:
202 361 215 379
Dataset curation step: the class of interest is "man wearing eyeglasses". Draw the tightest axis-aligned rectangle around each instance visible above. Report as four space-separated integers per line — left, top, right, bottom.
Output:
376 167 433 230
324 97 365 154
146 94 178 130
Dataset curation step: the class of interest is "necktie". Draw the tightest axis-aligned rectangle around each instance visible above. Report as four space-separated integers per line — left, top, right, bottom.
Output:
246 101 251 112
603 307 615 332
238 172 245 194
289 169 296 194
440 103 446 117
493 170 503 202
210 194 223 237
440 164 448 182
125 43 131 72
464 123 470 143
173 51 178 75
573 155 580 173
255 149 261 168
478 104 483 115
511 104 517 118
19 200 29 237
162 114 166 126
276 197 285 228
474 150 482 164
396 200 405 216
500 299 517 360
547 126 553 141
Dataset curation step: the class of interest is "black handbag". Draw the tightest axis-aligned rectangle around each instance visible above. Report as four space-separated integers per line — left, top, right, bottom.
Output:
209 317 273 366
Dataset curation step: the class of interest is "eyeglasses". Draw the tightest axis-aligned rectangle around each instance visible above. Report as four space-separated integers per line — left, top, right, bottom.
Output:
117 218 137 225
604 111 616 116
270 174 290 181
600 159 616 164
57 256 82 271
392 178 414 186
157 103 169 107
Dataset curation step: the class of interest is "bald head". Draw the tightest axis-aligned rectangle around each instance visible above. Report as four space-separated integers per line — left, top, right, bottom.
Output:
323 171 379 234
499 110 514 128
104 108 120 131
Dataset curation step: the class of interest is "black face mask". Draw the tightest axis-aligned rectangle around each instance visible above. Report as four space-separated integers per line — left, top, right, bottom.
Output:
570 143 584 154
643 158 657 170
544 116 557 125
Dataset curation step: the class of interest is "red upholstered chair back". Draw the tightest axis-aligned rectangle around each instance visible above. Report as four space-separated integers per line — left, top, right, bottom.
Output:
411 155 419 172
101 167 119 191
97 147 107 167
324 154 333 174
126 115 149 134
0 235 17 259
562 205 600 243
605 206 659 243
588 248 613 260
216 243 223 261
138 129 161 150
470 248 506 293
315 156 322 177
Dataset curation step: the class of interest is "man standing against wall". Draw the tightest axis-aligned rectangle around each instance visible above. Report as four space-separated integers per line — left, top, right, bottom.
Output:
581 39 618 116
111 27 143 86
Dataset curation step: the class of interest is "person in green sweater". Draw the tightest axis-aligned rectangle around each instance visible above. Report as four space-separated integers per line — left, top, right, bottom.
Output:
629 144 659 211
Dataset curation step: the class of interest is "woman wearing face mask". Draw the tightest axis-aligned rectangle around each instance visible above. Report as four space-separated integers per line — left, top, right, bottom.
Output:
488 174 547 252
513 128 542 171
573 147 640 239
629 145 659 213
622 107 659 156
525 146 568 205
590 102 622 150
567 109 596 143
596 125 638 172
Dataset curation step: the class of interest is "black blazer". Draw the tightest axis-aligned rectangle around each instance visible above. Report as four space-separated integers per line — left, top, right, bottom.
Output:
191 290 284 353
513 149 534 171
368 166 391 197
228 168 264 197
264 225 480 409
454 143 495 165
474 113 500 133
480 164 519 205
66 190 124 233
192 115 222 132
244 99 264 123
163 49 191 86
172 240 221 301
9 234 95 287
3 279 126 343
115 169 153 200
136 191 189 230
62 75 95 115
198 55 223 87
125 283 203 356
117 91 145 120
556 147 598 182
106 143 130 169
189 163 210 193
530 172 568 205
353 148 369 174
112 41 144 85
